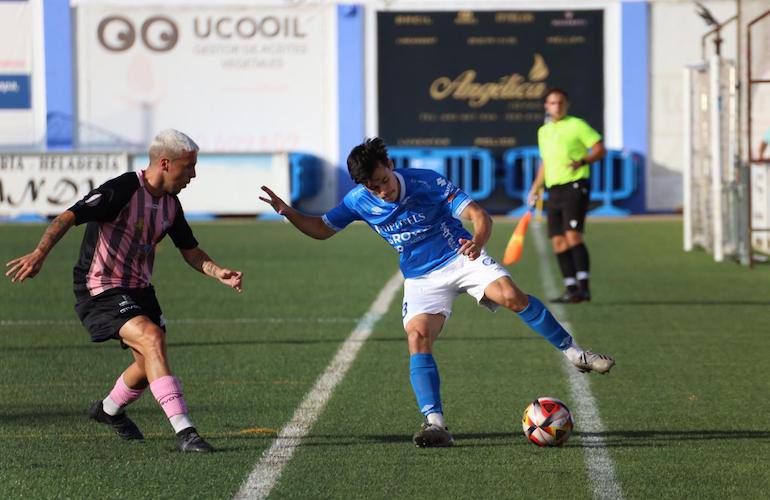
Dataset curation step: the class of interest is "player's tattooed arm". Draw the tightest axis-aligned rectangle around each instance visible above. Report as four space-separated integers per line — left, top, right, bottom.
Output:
180 247 243 292
37 211 76 255
202 261 216 276
5 210 76 282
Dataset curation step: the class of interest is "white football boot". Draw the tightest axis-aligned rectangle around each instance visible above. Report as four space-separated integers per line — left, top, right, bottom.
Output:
572 351 615 374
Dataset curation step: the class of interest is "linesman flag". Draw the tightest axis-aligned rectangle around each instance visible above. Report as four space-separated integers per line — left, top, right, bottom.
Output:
502 210 532 265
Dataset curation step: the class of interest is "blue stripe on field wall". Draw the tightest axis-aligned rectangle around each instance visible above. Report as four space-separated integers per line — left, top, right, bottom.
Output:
337 5 364 200
621 1 648 212
43 0 73 148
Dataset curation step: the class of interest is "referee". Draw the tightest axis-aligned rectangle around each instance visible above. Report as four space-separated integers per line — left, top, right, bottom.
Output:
527 88 605 303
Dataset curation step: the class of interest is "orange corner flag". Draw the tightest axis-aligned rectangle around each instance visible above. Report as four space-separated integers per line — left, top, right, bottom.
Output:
502 211 532 265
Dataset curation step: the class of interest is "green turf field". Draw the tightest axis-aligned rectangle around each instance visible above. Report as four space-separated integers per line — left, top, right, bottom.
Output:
1 218 769 499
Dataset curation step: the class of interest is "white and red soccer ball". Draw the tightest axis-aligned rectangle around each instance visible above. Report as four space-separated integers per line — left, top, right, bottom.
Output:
522 397 573 447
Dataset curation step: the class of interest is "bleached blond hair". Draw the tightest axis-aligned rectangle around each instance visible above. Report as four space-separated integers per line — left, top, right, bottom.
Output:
149 129 199 161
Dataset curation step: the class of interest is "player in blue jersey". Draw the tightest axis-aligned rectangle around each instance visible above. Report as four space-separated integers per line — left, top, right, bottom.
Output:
260 137 614 448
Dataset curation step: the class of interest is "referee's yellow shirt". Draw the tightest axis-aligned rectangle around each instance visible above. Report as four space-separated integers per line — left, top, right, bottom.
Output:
537 115 602 188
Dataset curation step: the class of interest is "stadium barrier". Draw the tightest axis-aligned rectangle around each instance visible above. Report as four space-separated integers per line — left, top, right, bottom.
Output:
388 147 495 200
503 146 641 216
0 151 323 221
289 153 323 204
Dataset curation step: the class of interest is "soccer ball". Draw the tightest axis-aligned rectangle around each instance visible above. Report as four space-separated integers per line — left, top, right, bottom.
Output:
521 397 573 446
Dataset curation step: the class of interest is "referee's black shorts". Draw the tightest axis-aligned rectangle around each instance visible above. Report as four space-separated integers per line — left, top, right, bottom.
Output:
546 179 590 237
74 286 165 345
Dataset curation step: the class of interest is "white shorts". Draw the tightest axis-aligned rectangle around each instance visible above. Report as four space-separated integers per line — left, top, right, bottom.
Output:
401 250 511 327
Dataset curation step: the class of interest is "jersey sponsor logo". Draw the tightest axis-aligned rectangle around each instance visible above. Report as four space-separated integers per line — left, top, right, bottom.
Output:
440 221 459 250
386 227 430 253
373 212 426 234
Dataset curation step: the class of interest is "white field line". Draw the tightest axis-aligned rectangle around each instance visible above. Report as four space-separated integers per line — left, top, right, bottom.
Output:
233 271 404 500
531 224 624 500
0 317 359 327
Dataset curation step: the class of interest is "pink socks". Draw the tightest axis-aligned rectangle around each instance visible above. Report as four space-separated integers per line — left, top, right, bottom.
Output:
149 375 188 418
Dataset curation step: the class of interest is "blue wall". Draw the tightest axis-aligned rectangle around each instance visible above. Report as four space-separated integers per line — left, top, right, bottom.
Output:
621 1 649 212
43 0 73 148
337 5 364 198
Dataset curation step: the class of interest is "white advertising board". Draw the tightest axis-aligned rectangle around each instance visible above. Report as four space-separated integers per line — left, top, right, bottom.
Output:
74 4 336 159
130 153 290 215
0 0 46 146
0 153 129 218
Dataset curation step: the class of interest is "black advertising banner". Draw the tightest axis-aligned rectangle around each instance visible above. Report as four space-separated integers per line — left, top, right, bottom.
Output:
377 10 604 151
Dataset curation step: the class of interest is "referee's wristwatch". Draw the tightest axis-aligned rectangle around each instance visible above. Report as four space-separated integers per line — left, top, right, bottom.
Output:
579 158 589 166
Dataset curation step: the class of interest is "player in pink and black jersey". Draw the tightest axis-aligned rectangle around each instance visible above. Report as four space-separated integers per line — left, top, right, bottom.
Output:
6 129 243 453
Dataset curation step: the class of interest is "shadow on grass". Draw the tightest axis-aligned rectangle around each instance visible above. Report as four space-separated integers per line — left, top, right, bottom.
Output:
293 432 526 448
283 429 770 449
578 429 770 446
596 300 770 307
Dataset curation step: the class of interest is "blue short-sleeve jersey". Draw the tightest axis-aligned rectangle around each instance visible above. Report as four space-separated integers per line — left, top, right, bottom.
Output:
322 168 473 278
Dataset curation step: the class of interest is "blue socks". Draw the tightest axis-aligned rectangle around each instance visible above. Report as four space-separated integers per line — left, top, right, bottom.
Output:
516 295 574 350
409 353 442 417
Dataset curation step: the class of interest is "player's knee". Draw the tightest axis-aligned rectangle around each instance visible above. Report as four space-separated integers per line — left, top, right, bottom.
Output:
566 232 583 247
407 326 431 341
406 326 433 351
551 236 568 253
502 290 528 312
133 325 166 360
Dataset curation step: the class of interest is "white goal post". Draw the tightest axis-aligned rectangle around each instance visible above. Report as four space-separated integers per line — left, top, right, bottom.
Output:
683 55 750 264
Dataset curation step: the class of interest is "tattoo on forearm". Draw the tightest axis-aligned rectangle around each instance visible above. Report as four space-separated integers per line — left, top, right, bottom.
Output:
37 215 72 254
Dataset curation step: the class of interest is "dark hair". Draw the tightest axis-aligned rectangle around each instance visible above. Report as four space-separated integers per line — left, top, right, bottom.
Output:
347 137 390 184
544 87 569 102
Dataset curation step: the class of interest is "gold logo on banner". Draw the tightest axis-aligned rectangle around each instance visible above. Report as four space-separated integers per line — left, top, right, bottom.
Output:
429 54 549 108
454 11 479 25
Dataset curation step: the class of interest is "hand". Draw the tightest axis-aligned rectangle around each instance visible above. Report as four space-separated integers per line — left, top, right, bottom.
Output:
216 268 243 293
458 238 481 261
259 186 290 215
570 159 585 169
526 189 538 207
5 249 46 283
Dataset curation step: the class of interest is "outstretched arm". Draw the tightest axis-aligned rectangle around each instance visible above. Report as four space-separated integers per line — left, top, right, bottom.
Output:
259 186 336 240
179 246 243 293
5 210 76 283
458 201 492 261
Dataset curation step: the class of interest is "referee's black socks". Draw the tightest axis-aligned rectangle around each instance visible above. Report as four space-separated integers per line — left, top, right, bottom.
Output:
570 243 590 292
556 249 578 291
